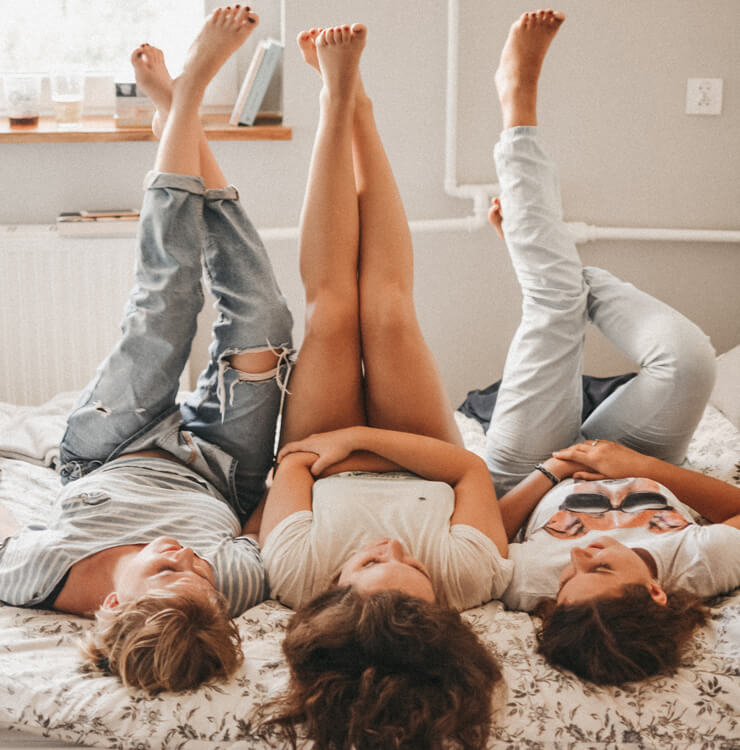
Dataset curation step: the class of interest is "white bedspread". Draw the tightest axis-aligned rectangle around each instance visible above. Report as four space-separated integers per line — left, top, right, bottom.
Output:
1 401 739 749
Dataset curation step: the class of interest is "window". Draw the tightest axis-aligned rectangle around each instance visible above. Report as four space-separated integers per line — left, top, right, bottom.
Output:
1 0 283 114
0 0 204 79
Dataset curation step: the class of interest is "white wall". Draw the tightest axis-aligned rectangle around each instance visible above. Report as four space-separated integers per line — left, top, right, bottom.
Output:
2 0 738 406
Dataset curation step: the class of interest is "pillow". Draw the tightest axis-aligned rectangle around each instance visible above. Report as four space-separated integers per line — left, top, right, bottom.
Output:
710 345 740 430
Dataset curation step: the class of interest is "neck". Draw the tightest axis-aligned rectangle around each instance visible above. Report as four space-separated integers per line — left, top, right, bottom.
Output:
53 545 141 616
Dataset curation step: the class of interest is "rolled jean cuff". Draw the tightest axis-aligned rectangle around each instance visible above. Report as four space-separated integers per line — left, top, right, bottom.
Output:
496 125 540 150
142 171 239 201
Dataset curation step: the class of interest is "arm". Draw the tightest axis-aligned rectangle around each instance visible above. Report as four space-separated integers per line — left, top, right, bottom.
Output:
497 457 583 541
258 452 316 546
553 440 740 529
279 426 508 555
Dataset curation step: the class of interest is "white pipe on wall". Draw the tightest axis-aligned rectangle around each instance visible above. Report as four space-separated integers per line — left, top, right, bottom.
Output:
439 0 739 245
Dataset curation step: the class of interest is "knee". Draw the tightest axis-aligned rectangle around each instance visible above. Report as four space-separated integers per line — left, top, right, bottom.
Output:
360 284 416 339
649 315 716 398
304 292 360 341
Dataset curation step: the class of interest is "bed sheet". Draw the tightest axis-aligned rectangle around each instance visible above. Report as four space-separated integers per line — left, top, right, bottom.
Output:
1 399 739 749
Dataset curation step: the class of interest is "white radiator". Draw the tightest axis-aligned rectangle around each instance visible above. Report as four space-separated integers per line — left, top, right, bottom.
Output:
0 226 137 405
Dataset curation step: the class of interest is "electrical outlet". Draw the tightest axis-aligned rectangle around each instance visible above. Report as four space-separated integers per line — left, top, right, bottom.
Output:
685 78 723 115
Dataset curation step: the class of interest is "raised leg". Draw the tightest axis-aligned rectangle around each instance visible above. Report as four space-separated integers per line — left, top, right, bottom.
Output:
484 10 581 496
580 267 716 464
58 6 260 481
352 89 462 443
279 25 367 445
296 26 461 444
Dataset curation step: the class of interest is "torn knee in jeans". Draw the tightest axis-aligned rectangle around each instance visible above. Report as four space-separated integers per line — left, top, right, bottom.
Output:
216 343 294 421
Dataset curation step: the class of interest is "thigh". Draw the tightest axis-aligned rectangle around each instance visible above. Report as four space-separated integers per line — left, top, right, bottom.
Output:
361 294 462 445
485 295 587 495
279 295 366 446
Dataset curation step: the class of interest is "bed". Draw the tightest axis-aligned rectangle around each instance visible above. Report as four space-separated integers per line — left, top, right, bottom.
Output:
1 373 739 749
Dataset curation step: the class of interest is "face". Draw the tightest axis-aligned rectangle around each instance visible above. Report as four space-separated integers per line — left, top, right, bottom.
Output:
337 538 436 603
557 536 666 606
112 537 216 606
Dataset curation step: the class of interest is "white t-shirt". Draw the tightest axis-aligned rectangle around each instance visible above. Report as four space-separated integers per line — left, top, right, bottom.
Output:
502 477 740 612
262 471 513 611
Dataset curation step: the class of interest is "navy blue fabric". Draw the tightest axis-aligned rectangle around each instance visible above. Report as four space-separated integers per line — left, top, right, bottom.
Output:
459 373 637 432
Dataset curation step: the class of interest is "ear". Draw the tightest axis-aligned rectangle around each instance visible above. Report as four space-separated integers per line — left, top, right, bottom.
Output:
647 582 667 606
102 592 120 610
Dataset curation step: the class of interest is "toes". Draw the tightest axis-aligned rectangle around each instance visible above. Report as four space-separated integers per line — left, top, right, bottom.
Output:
351 23 366 38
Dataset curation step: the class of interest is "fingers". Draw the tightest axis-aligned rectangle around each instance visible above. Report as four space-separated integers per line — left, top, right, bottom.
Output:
277 441 311 462
572 471 606 481
311 456 329 476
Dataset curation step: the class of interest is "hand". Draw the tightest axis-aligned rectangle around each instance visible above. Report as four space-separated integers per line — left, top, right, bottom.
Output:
277 428 358 476
552 440 652 481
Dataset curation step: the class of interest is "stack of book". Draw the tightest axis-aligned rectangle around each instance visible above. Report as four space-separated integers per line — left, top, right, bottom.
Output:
230 38 284 126
56 209 139 237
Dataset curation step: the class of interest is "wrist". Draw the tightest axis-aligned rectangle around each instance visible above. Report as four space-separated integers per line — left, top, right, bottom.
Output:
544 457 573 479
535 461 561 486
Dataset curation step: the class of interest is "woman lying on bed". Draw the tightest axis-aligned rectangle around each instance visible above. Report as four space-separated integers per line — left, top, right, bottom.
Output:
482 11 740 685
257 23 510 750
0 7 293 693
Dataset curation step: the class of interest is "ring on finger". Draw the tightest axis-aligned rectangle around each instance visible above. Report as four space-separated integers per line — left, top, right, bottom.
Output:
591 439 599 446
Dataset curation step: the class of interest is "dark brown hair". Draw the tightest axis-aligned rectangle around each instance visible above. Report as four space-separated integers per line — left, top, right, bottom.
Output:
262 586 502 749
80 588 243 693
536 585 708 685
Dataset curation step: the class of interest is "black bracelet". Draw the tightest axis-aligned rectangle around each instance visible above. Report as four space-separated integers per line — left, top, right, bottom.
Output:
534 463 560 486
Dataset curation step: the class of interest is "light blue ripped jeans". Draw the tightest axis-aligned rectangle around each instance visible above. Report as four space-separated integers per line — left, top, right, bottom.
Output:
485 127 716 497
59 172 294 522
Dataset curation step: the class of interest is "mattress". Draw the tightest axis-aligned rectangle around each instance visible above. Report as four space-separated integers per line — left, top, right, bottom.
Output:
1 394 739 749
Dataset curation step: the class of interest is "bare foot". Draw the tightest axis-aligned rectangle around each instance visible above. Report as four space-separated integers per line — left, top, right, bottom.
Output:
131 44 173 138
180 5 259 92
495 9 564 129
488 197 505 240
315 24 367 102
298 24 369 106
296 28 323 74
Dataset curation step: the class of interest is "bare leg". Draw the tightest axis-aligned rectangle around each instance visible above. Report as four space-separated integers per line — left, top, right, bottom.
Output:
132 43 228 190
353 94 462 443
279 25 368 445
153 5 258 180
495 9 564 129
297 26 461 444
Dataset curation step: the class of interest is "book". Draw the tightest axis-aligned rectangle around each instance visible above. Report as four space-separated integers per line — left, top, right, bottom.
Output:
79 209 139 218
229 38 283 126
57 211 139 237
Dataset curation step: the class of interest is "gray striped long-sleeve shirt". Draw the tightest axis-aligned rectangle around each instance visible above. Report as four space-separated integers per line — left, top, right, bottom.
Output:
0 457 265 617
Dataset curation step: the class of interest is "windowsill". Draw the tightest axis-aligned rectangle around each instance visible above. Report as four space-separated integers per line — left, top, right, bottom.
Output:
0 113 291 143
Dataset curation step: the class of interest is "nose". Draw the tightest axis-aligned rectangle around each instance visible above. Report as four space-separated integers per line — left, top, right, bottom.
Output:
380 538 406 561
172 546 195 568
570 545 594 571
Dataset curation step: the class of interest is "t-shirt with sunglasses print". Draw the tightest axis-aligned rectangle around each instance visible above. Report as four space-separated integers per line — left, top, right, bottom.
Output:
501 477 740 612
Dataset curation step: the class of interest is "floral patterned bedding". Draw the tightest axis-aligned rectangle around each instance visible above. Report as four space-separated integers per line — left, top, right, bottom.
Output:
1 398 739 749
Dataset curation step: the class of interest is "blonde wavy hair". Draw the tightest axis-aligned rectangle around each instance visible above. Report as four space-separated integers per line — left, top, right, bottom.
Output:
80 588 243 693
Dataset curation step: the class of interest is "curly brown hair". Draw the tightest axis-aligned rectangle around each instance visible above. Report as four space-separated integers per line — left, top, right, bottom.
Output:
262 586 502 750
80 588 243 693
536 585 708 684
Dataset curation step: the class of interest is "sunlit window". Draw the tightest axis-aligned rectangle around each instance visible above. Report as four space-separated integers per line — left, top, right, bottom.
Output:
0 0 205 78
1 1 283 115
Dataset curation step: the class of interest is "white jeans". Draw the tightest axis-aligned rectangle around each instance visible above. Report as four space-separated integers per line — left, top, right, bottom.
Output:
485 127 716 496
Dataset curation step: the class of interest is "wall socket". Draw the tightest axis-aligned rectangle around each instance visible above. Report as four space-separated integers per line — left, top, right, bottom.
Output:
685 78 723 115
